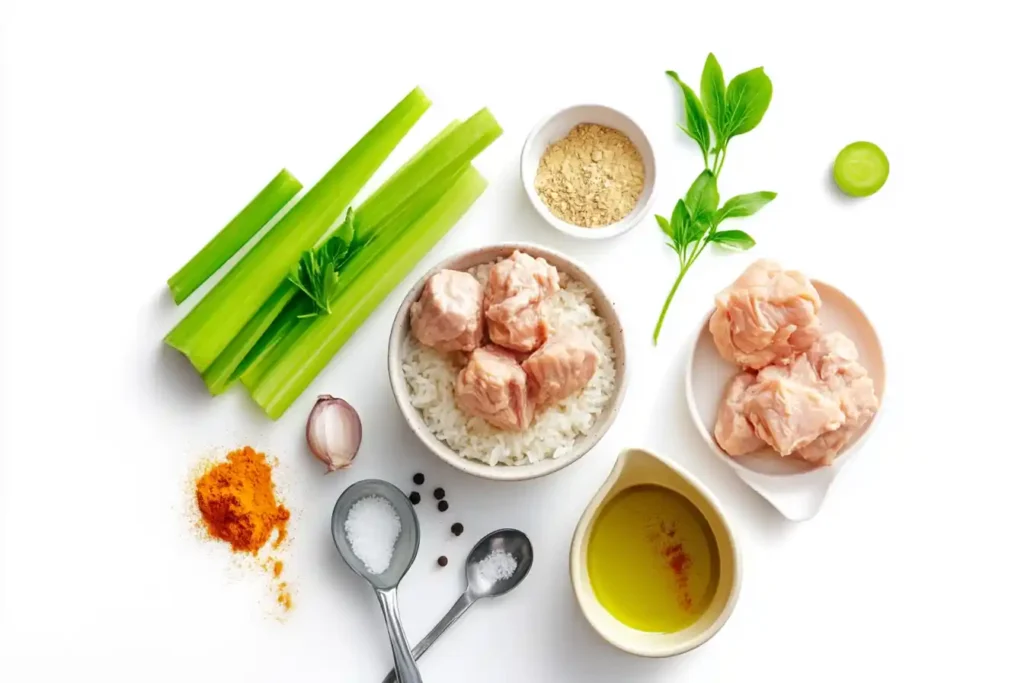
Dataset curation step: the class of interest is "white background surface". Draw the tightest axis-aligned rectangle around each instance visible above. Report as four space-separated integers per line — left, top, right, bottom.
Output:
2 1 1022 681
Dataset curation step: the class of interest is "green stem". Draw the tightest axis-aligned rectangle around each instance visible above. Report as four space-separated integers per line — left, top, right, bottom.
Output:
653 261 689 345
713 144 728 177
652 235 714 345
686 235 711 270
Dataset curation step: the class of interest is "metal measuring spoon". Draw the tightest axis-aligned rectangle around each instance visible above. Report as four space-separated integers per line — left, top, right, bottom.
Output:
381 528 534 683
332 480 423 683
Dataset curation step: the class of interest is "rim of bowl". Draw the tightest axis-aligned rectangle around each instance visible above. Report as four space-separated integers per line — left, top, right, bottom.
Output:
569 448 743 657
387 242 629 482
684 278 887 480
519 103 657 240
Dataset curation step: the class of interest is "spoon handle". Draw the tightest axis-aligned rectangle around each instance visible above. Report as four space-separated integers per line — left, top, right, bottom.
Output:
381 592 475 683
375 587 423 683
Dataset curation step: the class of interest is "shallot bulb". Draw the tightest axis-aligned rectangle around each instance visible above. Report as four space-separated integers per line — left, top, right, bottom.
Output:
306 395 362 472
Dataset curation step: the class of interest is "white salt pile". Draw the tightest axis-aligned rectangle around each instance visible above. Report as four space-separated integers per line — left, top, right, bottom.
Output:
344 495 401 575
475 548 517 583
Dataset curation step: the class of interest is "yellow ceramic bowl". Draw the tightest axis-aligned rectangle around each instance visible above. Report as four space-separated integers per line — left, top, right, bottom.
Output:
569 448 741 657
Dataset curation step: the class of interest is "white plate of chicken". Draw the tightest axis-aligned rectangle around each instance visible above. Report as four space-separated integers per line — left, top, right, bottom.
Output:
685 259 886 520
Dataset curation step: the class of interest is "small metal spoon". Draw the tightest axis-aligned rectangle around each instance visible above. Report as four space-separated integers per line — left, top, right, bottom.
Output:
381 528 534 683
332 480 423 683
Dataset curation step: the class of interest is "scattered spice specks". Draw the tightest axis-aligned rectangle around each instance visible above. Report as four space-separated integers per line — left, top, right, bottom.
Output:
433 488 446 500
451 522 464 536
413 473 425 486
409 491 421 505
438 500 449 512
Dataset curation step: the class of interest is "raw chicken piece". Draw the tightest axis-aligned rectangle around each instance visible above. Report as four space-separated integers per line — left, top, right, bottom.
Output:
484 251 560 352
454 345 534 431
714 372 765 456
522 330 599 405
488 304 549 353
410 270 485 353
744 355 845 456
712 331 880 466
709 259 822 370
796 332 880 464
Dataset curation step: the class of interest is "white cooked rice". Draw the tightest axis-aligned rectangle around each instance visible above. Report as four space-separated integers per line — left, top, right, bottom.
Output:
401 264 616 466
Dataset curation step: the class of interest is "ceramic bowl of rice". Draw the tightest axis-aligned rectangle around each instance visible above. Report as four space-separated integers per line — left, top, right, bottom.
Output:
388 243 627 481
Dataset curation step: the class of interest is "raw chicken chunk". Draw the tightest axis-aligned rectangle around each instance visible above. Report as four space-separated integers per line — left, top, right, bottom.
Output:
745 355 845 456
484 250 560 352
709 259 822 370
454 345 534 431
410 270 485 352
796 333 880 464
712 331 879 465
714 372 765 456
522 330 599 405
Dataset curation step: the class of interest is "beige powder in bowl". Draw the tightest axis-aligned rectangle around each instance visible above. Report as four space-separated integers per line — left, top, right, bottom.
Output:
534 123 645 228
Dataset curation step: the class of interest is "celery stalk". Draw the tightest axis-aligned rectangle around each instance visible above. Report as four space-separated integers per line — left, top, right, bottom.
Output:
165 87 431 372
167 169 302 305
251 167 488 419
233 114 499 392
201 118 478 391
239 163 466 392
201 280 297 394
352 109 500 237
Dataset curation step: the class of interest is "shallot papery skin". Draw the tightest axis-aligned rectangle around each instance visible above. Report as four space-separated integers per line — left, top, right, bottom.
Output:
306 395 362 472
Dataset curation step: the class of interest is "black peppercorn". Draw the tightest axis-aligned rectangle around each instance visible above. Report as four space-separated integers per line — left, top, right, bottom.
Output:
438 500 449 512
413 473 425 486
437 556 448 567
451 522 464 536
433 487 445 500
409 491 421 505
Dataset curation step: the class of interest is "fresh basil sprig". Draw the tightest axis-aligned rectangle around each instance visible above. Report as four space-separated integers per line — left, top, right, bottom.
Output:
289 208 356 318
653 53 776 344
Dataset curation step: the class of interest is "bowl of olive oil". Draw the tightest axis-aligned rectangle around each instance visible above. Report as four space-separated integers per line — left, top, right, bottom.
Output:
570 448 741 657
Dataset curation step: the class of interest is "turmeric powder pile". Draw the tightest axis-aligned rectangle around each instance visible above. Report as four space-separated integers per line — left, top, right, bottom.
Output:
195 446 292 610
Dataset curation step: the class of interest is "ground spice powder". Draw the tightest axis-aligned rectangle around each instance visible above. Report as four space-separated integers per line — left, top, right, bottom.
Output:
195 446 290 552
534 123 645 228
195 446 293 611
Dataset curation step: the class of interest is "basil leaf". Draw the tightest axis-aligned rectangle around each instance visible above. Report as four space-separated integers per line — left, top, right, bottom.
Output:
684 170 719 225
667 71 711 165
656 214 673 240
723 67 773 139
670 199 689 247
716 192 777 223
700 53 728 148
710 229 756 250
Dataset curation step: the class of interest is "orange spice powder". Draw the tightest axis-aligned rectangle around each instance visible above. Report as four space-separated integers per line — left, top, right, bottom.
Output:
195 446 293 611
196 446 290 552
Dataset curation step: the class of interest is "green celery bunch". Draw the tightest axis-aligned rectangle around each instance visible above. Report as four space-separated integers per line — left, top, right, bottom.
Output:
165 87 431 371
202 114 499 395
251 166 489 419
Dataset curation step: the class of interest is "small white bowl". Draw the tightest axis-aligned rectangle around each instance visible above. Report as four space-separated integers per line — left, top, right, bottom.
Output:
685 278 887 521
520 104 657 240
387 243 628 482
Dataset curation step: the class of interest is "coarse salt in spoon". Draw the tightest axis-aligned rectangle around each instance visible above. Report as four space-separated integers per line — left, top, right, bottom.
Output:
332 480 423 683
